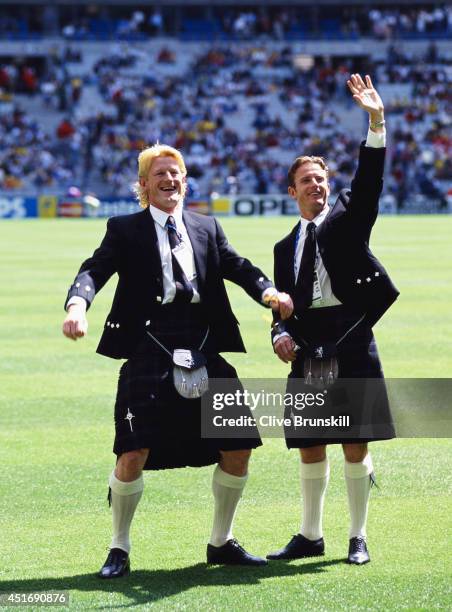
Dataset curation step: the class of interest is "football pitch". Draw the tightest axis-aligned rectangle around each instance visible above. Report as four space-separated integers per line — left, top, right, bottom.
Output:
0 215 451 611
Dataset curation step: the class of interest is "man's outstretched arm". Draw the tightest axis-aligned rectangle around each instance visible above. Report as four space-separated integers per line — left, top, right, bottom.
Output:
214 217 293 320
62 218 120 340
345 74 387 230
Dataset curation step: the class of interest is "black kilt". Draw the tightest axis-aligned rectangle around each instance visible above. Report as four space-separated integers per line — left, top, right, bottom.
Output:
284 305 395 449
113 304 262 470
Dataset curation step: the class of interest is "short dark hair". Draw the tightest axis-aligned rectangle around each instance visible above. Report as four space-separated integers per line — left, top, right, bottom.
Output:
288 156 329 188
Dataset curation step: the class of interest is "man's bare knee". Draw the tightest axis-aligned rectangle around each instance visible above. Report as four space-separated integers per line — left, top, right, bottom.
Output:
219 449 252 477
343 443 368 463
300 445 327 464
115 448 149 481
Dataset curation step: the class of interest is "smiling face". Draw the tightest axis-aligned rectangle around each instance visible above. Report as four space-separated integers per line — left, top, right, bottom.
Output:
288 162 330 220
140 155 186 212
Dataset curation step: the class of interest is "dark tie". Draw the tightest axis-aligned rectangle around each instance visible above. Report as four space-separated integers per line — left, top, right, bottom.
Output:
166 216 194 304
296 222 317 310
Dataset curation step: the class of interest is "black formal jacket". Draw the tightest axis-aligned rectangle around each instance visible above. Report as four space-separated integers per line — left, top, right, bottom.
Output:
273 143 399 331
65 209 273 359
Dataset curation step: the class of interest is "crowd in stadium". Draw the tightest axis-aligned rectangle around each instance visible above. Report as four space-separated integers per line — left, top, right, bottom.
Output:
0 4 450 40
0 11 450 208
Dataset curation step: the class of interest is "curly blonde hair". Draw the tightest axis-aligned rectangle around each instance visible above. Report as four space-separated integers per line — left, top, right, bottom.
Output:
133 143 187 208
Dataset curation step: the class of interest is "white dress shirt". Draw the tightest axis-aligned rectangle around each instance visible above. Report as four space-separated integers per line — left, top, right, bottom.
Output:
148 203 200 304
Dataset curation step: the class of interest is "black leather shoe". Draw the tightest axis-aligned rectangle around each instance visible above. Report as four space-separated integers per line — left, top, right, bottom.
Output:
207 539 267 566
98 548 130 578
267 534 325 560
347 537 370 565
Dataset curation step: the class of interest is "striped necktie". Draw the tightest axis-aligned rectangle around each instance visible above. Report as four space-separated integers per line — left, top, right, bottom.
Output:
166 216 194 304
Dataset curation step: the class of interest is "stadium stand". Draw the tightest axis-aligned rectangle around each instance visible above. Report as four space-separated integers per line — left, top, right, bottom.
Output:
0 4 451 42
0 2 450 213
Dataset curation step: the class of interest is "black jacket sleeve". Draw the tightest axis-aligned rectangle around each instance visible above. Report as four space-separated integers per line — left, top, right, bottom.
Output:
64 217 120 311
345 142 386 240
214 217 274 304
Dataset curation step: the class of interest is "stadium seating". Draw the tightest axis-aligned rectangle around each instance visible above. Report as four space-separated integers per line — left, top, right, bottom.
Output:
0 4 450 212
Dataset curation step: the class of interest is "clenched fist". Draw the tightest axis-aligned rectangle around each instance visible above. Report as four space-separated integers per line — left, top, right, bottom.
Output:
62 304 88 341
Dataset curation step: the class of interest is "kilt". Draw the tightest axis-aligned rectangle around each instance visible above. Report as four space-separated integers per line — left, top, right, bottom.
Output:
284 305 395 449
113 303 262 470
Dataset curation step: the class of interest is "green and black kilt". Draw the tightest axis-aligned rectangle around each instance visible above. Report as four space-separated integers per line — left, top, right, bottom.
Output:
284 305 395 449
113 304 261 470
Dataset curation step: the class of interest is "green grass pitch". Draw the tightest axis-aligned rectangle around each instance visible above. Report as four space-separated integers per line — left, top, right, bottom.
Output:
0 216 451 611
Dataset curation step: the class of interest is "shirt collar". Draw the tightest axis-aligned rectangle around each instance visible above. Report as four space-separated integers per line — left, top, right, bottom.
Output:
299 205 329 231
148 203 183 229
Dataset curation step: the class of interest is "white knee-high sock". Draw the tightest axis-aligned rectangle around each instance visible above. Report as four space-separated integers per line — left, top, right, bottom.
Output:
209 465 248 547
300 459 330 541
109 471 144 553
344 454 373 539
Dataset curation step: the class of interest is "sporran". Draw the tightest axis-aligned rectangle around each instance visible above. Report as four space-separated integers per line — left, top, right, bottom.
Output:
146 328 209 399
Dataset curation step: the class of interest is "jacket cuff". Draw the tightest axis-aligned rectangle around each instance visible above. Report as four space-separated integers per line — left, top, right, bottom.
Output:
64 272 96 311
357 141 385 181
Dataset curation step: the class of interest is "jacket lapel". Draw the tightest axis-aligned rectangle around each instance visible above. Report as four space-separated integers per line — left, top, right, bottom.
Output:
183 210 208 293
282 221 300 293
315 204 333 248
134 208 162 270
